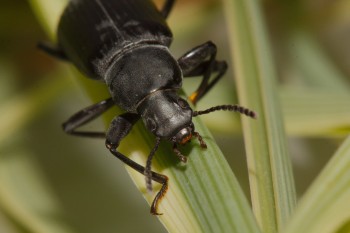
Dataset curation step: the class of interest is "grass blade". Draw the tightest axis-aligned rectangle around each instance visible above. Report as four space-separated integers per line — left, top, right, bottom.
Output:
223 0 297 232
284 136 350 233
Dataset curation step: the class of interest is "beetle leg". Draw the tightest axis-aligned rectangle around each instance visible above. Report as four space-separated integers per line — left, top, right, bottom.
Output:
62 98 114 138
177 41 227 105
144 137 161 193
106 113 168 215
38 41 68 61
161 0 175 18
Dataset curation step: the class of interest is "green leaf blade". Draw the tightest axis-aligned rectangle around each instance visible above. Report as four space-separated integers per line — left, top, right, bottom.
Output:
284 136 350 233
223 0 297 232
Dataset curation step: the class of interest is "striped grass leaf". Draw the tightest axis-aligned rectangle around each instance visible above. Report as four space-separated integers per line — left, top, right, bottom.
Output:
223 0 297 232
283 135 350 233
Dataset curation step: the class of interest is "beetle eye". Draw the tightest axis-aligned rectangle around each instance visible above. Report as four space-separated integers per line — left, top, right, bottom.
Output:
177 98 189 109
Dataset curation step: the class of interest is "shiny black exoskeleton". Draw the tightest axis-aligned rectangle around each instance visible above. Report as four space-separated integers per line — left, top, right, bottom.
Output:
39 0 256 215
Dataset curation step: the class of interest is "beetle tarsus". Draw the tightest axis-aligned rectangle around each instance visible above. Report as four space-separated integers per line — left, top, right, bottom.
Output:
150 174 169 215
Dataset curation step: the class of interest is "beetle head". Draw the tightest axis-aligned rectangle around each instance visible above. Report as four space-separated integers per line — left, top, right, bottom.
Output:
137 90 194 143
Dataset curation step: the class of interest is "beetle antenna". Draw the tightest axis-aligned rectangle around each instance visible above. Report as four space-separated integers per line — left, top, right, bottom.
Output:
145 137 161 193
193 104 257 119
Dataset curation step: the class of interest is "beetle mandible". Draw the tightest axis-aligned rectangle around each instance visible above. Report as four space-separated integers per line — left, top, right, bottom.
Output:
39 0 257 215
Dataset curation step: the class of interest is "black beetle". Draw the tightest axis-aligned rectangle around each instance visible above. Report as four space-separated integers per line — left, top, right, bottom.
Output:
39 0 256 215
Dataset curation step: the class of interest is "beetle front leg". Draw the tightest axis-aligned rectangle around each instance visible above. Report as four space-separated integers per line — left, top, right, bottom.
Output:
106 113 169 215
62 98 114 138
177 41 227 104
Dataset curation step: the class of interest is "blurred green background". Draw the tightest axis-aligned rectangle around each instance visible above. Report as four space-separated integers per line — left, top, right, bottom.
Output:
1 0 350 232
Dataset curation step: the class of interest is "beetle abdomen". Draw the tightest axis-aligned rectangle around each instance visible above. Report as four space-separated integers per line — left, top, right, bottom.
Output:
58 0 172 79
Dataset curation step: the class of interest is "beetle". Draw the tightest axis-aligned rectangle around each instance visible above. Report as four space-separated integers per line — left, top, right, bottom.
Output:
39 0 256 215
